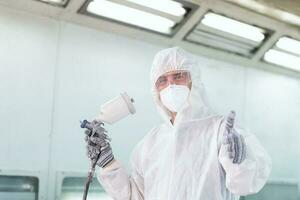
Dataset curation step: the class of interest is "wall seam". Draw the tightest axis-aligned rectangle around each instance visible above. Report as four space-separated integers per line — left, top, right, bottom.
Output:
45 20 63 200
242 65 248 127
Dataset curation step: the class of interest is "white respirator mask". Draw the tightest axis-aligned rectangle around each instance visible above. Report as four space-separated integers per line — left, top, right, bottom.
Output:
160 84 190 113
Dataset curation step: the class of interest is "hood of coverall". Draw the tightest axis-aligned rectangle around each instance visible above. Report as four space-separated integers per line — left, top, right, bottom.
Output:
150 47 215 126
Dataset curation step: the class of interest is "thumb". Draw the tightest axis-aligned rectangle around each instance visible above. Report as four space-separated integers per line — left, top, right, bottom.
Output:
223 110 236 143
226 110 236 132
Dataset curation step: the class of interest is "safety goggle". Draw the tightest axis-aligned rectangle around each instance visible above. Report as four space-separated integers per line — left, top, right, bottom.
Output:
155 70 191 91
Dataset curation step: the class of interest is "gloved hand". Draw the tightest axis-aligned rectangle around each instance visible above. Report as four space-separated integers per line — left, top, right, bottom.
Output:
223 111 246 164
84 120 114 168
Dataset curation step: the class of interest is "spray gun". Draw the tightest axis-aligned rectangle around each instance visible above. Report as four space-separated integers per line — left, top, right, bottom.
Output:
80 92 136 200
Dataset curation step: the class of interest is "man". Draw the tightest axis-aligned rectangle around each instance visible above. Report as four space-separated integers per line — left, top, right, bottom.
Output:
85 47 272 200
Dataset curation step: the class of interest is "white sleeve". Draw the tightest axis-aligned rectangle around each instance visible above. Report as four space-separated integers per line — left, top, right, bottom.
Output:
218 118 272 196
97 142 144 200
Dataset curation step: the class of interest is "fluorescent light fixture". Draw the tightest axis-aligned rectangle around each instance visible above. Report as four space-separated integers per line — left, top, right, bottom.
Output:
201 13 265 42
127 0 186 17
86 0 176 34
37 0 69 6
276 37 300 56
264 49 300 72
62 192 112 200
186 12 269 56
0 175 38 200
41 0 63 3
79 0 198 35
61 177 112 200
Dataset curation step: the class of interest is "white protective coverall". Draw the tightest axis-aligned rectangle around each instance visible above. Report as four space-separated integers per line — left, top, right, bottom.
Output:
97 47 272 200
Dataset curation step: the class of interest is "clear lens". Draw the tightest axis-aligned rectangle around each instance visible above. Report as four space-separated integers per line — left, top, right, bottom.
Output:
155 71 191 91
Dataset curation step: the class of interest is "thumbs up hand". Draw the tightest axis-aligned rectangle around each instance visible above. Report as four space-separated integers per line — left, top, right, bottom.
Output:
223 111 246 164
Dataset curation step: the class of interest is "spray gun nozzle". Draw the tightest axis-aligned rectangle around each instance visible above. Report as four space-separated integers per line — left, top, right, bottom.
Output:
80 120 89 129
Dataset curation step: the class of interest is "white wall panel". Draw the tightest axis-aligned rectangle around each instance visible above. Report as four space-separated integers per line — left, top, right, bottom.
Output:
244 68 300 179
0 6 58 171
199 57 247 125
0 6 59 200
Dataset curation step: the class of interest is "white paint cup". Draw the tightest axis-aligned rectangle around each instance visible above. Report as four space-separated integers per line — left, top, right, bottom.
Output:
95 92 136 124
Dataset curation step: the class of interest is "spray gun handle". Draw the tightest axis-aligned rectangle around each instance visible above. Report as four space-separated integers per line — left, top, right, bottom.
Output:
80 119 106 200
80 119 108 140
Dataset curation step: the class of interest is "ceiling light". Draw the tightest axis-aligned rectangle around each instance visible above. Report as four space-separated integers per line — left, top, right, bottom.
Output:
276 37 300 56
86 0 176 34
79 0 199 36
201 12 265 42
37 0 69 7
185 12 270 57
264 49 300 72
126 0 186 17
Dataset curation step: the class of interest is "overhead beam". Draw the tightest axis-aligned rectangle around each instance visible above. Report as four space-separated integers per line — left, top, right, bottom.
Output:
58 0 86 19
0 0 64 19
171 2 209 42
251 31 283 61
